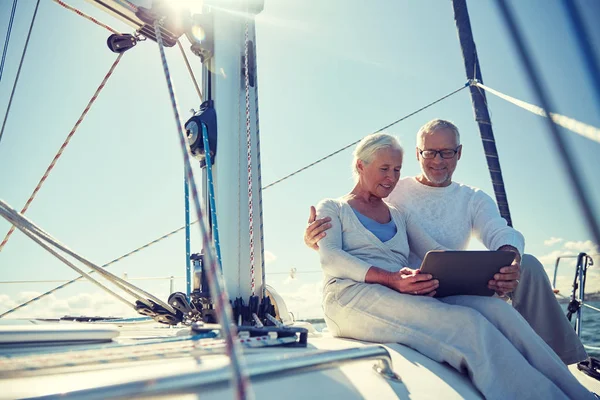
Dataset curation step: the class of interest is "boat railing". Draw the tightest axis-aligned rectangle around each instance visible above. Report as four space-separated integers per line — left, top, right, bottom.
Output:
38 345 400 399
552 252 599 351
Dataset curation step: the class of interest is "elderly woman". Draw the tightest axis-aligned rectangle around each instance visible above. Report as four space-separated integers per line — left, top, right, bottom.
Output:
317 133 593 400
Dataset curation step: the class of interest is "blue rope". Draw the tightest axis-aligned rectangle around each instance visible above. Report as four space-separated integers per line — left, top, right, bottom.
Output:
184 175 192 297
0 0 18 82
201 123 222 269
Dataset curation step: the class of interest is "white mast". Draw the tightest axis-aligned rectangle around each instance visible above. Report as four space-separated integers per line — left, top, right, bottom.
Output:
84 0 266 302
204 0 265 301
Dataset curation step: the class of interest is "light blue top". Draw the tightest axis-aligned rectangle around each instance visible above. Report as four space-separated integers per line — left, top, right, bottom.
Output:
351 208 397 242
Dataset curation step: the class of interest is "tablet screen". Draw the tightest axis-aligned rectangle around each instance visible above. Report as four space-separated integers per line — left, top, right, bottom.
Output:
419 250 516 297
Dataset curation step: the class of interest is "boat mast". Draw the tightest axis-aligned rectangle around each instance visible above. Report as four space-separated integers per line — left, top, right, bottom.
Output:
451 0 513 227
201 0 266 301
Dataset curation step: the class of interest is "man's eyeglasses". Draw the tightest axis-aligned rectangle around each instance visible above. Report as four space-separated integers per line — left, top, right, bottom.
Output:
418 147 460 159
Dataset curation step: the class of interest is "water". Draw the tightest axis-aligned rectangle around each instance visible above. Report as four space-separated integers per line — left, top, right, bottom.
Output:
560 300 600 358
309 301 600 357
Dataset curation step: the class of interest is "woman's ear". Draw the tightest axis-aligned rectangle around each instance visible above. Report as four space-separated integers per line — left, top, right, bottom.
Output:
356 159 364 173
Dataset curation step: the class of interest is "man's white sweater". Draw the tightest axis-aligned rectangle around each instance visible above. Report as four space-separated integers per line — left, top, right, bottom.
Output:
387 177 525 268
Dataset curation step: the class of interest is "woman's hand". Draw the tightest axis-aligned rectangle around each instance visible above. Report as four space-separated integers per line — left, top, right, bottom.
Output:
304 206 332 250
366 267 439 296
388 268 439 296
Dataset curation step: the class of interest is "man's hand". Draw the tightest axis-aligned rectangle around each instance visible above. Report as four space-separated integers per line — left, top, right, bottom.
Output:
304 206 332 250
488 246 521 296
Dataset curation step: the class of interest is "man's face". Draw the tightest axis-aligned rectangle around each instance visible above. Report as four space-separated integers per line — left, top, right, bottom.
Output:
416 128 462 187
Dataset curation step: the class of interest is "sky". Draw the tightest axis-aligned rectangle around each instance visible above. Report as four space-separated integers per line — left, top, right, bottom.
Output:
0 0 599 322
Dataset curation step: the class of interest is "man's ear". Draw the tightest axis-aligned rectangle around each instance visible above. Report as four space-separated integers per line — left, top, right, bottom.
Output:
457 144 463 161
415 147 420 161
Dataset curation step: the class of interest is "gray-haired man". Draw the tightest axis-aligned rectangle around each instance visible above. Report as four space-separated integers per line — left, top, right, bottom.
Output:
305 119 587 365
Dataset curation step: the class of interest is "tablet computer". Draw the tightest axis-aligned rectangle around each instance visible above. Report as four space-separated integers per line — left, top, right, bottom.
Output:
419 250 516 298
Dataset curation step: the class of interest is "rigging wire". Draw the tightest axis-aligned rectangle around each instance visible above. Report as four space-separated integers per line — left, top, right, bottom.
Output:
152 19 251 400
0 201 136 312
262 83 469 190
0 200 178 313
2 83 468 314
0 53 124 253
494 0 600 250
0 219 197 318
473 81 600 145
0 0 18 83
52 0 119 34
560 0 600 113
177 39 203 102
0 0 41 145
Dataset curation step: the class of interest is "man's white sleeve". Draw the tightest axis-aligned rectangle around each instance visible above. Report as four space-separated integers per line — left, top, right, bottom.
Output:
471 190 525 255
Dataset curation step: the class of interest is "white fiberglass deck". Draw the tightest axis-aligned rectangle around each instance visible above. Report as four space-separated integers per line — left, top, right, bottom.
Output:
1 320 597 399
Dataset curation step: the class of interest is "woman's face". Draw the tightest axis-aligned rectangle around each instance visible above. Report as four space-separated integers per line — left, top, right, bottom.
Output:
357 147 403 198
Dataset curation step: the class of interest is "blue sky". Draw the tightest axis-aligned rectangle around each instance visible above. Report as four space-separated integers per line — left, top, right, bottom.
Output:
0 0 599 320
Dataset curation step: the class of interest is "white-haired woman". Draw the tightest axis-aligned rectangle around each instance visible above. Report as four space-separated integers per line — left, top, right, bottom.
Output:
317 132 594 400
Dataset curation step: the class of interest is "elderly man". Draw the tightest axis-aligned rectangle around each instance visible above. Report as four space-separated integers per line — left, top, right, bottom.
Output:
305 119 587 365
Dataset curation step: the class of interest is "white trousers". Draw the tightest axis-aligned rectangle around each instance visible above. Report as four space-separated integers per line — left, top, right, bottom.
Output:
514 254 587 364
323 279 594 400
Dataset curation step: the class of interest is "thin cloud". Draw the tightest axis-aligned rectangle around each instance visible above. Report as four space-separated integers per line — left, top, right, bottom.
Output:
563 240 599 254
276 280 323 320
264 250 277 264
543 237 563 246
1 292 139 319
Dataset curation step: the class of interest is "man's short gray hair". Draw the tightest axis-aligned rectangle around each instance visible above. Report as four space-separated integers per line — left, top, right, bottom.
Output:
416 119 461 148
352 133 403 180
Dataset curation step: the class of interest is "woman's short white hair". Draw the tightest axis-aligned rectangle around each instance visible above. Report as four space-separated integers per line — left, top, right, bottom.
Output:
352 132 403 180
416 119 460 149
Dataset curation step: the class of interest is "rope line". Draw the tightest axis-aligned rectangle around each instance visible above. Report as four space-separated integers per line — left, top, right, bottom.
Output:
153 19 251 400
0 0 41 145
495 0 600 249
202 123 222 267
473 81 600 144
244 22 256 298
0 200 177 313
0 0 18 83
52 0 119 34
252 36 267 300
0 276 185 284
0 84 467 313
114 0 138 13
560 0 600 114
177 39 203 102
0 201 136 313
262 83 469 190
0 200 180 314
0 53 124 252
0 219 196 317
